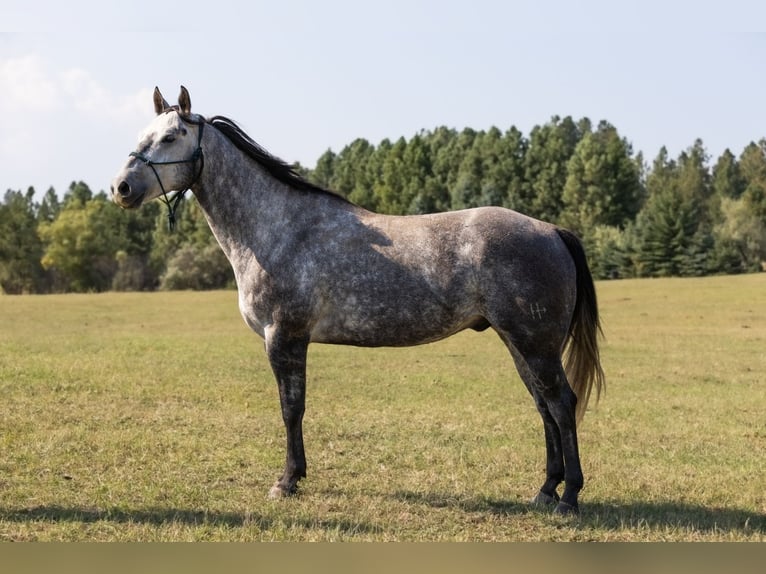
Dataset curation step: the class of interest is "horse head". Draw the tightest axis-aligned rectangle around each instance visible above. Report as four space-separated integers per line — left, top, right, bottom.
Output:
111 86 204 210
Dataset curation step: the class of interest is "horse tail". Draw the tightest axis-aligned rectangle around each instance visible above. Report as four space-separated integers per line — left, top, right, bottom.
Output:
555 228 605 424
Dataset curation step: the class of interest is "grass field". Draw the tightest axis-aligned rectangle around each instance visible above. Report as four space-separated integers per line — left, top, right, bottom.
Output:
0 274 764 541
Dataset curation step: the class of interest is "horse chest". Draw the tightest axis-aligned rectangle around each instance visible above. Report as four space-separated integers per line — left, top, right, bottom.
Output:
234 264 315 340
238 295 267 338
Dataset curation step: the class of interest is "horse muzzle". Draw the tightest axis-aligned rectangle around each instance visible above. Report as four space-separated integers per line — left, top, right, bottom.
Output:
111 179 145 209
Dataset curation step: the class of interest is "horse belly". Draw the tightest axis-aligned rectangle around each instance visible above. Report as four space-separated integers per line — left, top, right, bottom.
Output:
309 288 481 347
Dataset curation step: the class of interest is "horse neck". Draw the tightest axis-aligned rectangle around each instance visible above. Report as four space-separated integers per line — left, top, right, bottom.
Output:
191 127 296 255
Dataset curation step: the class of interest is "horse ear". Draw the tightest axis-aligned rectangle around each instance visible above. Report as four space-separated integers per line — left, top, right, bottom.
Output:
153 87 170 115
178 86 192 115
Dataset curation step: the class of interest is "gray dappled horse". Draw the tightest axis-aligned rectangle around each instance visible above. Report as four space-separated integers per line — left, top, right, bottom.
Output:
111 87 604 515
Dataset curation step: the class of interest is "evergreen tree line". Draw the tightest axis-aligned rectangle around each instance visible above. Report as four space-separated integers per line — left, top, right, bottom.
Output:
0 183 232 294
1 116 765 294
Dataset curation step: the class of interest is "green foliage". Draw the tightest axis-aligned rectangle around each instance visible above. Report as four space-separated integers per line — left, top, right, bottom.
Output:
739 140 766 222
310 149 336 189
0 181 229 293
587 225 631 280
561 122 643 236
452 135 485 210
377 137 410 214
631 141 720 277
714 197 766 272
712 148 745 199
36 187 61 224
63 180 93 207
112 251 151 291
160 244 234 290
0 188 46 294
38 191 119 292
523 116 586 222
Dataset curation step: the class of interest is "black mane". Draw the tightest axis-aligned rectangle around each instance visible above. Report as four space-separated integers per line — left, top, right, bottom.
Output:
206 115 347 202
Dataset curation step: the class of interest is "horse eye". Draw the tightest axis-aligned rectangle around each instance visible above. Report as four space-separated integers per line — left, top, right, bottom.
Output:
161 134 176 144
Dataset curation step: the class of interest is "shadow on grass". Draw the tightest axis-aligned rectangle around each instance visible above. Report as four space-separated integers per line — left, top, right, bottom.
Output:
0 505 378 536
393 490 766 535
3 495 763 539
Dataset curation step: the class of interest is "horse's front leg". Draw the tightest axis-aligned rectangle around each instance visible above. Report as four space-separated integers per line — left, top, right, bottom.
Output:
264 328 309 499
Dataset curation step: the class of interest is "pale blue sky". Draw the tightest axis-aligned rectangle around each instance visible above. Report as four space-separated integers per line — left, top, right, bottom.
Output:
2 1 766 199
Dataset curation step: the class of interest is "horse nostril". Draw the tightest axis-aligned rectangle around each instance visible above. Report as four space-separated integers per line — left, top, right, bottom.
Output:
118 181 131 197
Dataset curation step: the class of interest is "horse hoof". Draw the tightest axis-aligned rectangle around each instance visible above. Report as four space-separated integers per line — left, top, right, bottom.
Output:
553 501 579 516
268 482 298 499
268 484 290 499
267 485 285 499
531 490 560 507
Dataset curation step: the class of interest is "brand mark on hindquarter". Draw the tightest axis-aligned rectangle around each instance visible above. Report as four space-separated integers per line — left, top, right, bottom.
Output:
530 302 547 320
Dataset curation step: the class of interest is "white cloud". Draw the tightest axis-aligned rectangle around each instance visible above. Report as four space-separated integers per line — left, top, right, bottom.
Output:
0 54 58 113
60 67 152 123
0 53 151 123
61 67 108 113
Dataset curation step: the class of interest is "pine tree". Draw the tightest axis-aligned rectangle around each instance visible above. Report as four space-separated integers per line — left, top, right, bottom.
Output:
560 121 642 236
523 116 585 222
711 149 745 199
739 140 766 222
401 133 435 214
331 138 374 201
498 126 528 213
452 131 486 210
311 149 337 189
37 187 61 224
377 137 409 214
633 142 713 276
0 188 46 293
424 126 458 213
63 181 93 207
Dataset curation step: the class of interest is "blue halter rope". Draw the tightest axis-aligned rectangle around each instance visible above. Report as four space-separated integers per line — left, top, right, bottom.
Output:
129 118 204 231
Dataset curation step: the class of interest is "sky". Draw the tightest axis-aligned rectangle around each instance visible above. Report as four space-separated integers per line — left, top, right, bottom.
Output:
2 1 766 201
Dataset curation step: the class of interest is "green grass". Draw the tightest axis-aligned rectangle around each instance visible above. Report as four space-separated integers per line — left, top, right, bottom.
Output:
0 275 764 541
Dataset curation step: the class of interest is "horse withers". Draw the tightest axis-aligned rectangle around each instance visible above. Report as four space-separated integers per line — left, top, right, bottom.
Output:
111 86 605 515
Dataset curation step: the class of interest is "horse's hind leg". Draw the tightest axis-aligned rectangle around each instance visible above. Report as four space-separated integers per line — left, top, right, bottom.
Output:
512 350 583 515
530 396 565 507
